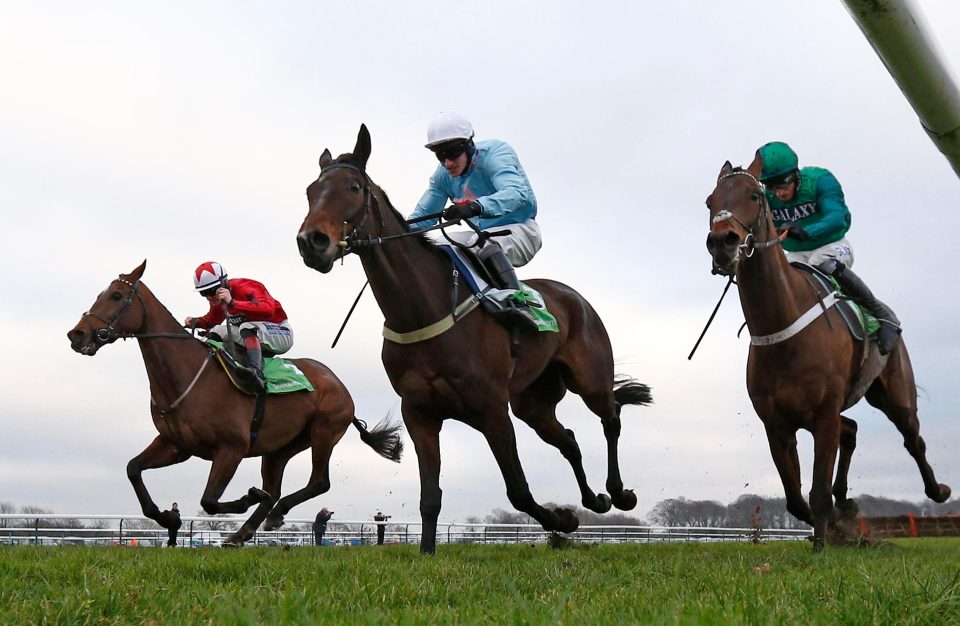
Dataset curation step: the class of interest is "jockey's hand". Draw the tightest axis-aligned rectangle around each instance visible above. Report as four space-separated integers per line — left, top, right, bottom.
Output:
442 200 483 222
786 224 811 241
214 287 233 306
184 316 196 327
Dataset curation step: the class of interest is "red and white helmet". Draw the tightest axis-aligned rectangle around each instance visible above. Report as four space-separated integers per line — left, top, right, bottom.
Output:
425 111 474 149
193 261 227 291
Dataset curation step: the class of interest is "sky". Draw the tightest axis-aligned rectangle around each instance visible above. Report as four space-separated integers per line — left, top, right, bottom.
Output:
2 1 959 526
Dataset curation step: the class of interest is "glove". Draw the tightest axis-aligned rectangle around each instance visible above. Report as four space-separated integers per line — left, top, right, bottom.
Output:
786 224 811 242
442 200 483 222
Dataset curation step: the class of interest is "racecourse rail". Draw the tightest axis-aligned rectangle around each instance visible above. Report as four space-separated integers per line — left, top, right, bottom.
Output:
0 514 811 547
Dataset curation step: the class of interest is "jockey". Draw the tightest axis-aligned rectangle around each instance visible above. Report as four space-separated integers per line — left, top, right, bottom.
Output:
407 111 542 329
758 141 901 354
184 262 294 391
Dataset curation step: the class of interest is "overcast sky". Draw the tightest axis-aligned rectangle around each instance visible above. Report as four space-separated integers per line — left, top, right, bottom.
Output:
2 1 958 526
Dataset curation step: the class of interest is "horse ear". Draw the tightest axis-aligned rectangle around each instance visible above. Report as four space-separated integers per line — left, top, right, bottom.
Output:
353 124 371 170
718 160 733 178
747 152 763 178
319 149 332 169
130 259 147 281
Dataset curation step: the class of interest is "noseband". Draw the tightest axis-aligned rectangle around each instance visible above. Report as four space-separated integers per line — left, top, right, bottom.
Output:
711 170 785 271
315 162 383 252
81 277 145 342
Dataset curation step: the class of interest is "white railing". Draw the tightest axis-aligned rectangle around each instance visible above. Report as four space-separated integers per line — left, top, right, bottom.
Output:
0 514 811 547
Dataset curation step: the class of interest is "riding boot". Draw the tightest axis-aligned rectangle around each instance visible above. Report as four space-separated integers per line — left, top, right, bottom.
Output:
240 330 267 393
826 263 901 355
477 244 538 332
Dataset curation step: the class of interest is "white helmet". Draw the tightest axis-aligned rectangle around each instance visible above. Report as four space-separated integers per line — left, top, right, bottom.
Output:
425 111 474 149
193 261 227 292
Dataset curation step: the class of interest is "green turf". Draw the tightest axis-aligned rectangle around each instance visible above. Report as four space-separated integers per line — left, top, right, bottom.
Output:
1 540 958 625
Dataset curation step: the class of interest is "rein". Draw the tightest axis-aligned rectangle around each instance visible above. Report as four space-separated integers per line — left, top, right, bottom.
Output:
318 160 488 344
81 275 214 414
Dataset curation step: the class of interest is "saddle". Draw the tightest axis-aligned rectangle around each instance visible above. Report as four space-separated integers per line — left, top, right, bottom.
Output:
435 245 558 333
790 262 887 410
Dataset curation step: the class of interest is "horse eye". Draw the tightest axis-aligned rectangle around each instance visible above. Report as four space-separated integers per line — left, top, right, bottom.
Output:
110 291 123 301
350 181 361 193
750 192 760 201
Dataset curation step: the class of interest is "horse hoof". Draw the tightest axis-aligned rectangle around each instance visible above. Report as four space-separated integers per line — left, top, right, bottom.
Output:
611 489 637 511
552 507 580 534
929 484 952 503
263 516 285 532
247 487 270 502
835 498 859 520
220 540 242 549
587 493 612 514
812 538 825 553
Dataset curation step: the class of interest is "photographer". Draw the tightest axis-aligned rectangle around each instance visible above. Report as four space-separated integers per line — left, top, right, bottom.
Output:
373 511 391 546
313 508 333 546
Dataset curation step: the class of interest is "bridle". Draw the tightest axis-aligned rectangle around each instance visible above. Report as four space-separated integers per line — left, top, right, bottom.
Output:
314 161 384 253
81 276 195 343
710 170 786 274
81 277 146 343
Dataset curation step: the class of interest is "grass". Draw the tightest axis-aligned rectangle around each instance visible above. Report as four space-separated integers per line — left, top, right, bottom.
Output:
1 539 959 625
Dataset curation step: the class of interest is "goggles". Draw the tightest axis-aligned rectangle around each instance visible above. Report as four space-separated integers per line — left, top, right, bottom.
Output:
199 286 220 298
433 142 468 162
764 173 797 191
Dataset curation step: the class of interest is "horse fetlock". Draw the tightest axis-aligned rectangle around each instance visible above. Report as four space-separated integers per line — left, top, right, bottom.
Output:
247 487 272 503
584 493 612 514
551 507 580 534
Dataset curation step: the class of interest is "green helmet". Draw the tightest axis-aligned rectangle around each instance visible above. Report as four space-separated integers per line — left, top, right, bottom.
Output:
758 141 799 182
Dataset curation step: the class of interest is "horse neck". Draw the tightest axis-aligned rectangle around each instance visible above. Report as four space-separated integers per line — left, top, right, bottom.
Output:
358 188 456 333
135 285 211 407
735 231 813 337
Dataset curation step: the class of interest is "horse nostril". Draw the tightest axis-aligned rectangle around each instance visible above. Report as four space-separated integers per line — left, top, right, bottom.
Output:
297 230 330 256
723 231 740 248
67 328 85 344
706 234 716 252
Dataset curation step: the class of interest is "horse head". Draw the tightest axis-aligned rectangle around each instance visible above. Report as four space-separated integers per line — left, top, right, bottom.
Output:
297 124 378 273
68 260 148 355
705 153 777 275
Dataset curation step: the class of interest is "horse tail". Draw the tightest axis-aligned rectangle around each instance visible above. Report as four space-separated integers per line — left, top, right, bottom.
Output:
613 375 653 410
352 417 404 462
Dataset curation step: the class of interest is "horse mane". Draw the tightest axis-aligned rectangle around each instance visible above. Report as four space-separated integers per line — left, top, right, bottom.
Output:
333 153 450 261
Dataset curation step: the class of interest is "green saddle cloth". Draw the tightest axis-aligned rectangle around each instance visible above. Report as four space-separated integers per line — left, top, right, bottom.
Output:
206 340 314 394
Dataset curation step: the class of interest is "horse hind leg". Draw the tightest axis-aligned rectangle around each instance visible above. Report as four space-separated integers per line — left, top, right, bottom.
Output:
866 359 952 503
578 377 652 511
832 416 860 519
265 418 350 531
511 372 612 514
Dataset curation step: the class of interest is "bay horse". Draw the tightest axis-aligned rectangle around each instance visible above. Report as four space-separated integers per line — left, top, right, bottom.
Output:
67 260 402 546
296 125 652 554
705 155 950 551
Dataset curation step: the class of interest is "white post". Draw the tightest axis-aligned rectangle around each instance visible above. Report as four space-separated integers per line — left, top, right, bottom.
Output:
842 0 960 178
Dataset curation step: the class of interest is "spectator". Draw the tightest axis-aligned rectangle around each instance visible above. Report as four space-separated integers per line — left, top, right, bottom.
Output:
164 502 181 547
313 508 333 546
373 511 391 546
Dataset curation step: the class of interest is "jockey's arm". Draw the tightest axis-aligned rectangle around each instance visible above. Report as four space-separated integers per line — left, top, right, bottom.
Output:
805 172 851 240
474 143 532 217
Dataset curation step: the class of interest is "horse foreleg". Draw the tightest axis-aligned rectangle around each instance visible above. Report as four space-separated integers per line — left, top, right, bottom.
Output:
867 355 952 503
832 416 860 519
511 391 611 514
763 425 813 527
480 411 579 535
126 436 191 528
404 405 443 555
809 418 841 552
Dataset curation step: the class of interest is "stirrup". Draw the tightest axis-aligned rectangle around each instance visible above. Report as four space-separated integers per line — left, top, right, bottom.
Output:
491 301 539 332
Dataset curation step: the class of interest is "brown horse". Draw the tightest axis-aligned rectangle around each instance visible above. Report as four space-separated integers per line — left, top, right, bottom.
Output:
705 155 950 551
67 260 402 546
296 125 652 554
